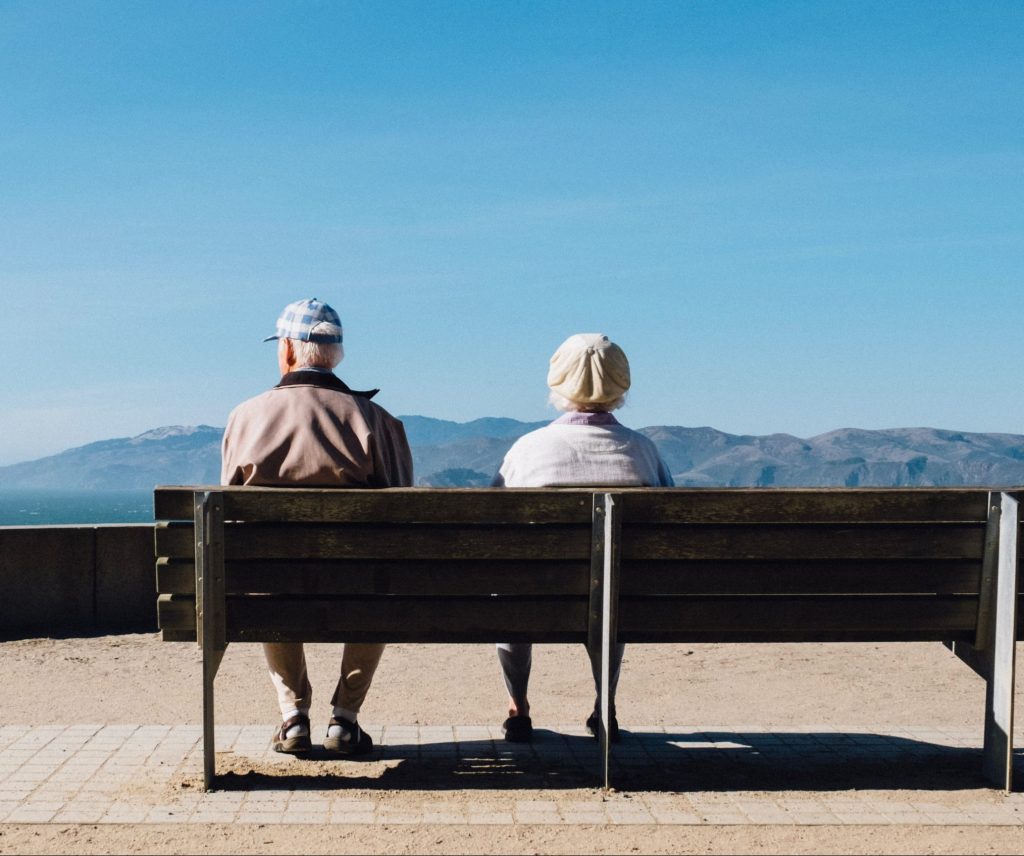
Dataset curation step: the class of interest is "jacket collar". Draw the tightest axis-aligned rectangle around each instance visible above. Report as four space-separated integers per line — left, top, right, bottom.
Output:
275 371 379 400
553 411 620 426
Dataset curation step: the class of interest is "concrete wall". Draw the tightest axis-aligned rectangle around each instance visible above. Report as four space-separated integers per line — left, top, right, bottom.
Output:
0 525 156 639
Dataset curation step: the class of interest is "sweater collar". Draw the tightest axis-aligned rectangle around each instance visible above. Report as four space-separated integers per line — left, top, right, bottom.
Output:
552 411 620 426
275 371 379 399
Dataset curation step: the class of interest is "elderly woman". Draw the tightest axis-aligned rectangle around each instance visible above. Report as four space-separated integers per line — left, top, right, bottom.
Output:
492 333 674 742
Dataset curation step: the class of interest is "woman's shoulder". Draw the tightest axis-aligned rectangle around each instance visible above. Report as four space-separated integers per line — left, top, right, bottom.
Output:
505 423 563 452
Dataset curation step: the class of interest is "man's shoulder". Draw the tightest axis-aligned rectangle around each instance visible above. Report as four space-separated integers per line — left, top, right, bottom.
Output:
226 387 279 420
346 393 402 426
231 382 306 410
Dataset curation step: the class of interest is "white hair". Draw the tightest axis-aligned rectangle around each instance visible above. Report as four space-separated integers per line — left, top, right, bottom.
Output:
548 389 626 413
289 323 344 369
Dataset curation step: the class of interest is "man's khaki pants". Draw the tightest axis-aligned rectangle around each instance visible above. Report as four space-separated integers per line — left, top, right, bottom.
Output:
263 642 386 717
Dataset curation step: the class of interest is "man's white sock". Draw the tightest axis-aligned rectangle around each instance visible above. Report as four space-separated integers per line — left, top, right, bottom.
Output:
327 706 359 740
282 708 308 739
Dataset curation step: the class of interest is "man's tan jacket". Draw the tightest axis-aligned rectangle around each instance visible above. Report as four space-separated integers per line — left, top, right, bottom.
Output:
221 371 413 488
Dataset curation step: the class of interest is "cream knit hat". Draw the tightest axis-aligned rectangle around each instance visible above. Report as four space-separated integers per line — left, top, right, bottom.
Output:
547 333 631 407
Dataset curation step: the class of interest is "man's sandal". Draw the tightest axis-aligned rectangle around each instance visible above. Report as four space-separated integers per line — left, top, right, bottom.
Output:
272 713 312 754
323 716 374 756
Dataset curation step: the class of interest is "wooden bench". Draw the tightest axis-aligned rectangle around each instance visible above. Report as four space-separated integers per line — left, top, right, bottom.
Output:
154 486 1021 792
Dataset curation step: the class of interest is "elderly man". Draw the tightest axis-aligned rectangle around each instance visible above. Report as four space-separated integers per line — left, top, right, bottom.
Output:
492 333 673 743
222 298 413 756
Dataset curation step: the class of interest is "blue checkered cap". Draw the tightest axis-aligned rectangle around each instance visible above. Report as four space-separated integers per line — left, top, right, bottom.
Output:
263 298 343 344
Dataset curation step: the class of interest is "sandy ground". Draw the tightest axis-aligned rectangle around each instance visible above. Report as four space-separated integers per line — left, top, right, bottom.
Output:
6 823 1024 856
2 634 1024 855
1 635 994 729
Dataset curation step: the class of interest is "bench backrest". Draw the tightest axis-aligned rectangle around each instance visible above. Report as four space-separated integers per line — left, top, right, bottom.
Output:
155 486 600 644
612 488 997 643
156 486 1018 646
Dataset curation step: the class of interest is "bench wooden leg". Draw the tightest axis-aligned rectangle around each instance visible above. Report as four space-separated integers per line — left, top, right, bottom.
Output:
589 492 620 790
983 493 1018 792
948 492 1018 792
202 647 225 792
195 491 227 792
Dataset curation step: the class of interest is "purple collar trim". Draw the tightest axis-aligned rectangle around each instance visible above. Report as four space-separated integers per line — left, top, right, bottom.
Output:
553 411 620 426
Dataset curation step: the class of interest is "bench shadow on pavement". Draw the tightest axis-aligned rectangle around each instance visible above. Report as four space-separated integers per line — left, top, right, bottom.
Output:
210 729 1019 793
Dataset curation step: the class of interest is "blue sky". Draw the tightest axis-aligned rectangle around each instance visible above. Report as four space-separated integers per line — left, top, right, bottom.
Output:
1 0 1021 465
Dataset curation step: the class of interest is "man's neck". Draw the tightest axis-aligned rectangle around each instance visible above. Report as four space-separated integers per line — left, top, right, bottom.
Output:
288 365 333 374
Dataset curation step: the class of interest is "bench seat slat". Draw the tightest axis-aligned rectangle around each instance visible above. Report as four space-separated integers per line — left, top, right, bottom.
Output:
158 558 983 597
157 593 588 643
156 558 590 596
158 594 197 639
154 487 594 524
156 522 591 561
619 489 990 523
622 523 985 560
159 592 986 642
618 629 978 642
619 559 982 595
155 522 192 559
155 486 993 524
156 522 987 562
617 594 979 641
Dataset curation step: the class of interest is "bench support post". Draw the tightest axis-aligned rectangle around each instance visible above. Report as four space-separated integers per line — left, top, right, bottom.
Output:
948 492 1019 792
588 492 620 790
195 491 227 792
983 492 1018 792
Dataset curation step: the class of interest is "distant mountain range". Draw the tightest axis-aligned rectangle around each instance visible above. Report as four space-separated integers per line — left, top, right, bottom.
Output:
3 418 1024 490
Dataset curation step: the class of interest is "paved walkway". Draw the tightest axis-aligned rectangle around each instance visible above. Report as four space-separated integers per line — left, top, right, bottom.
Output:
2 723 1023 826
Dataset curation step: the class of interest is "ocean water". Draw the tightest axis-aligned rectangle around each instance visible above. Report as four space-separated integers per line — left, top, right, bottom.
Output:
0 489 154 526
